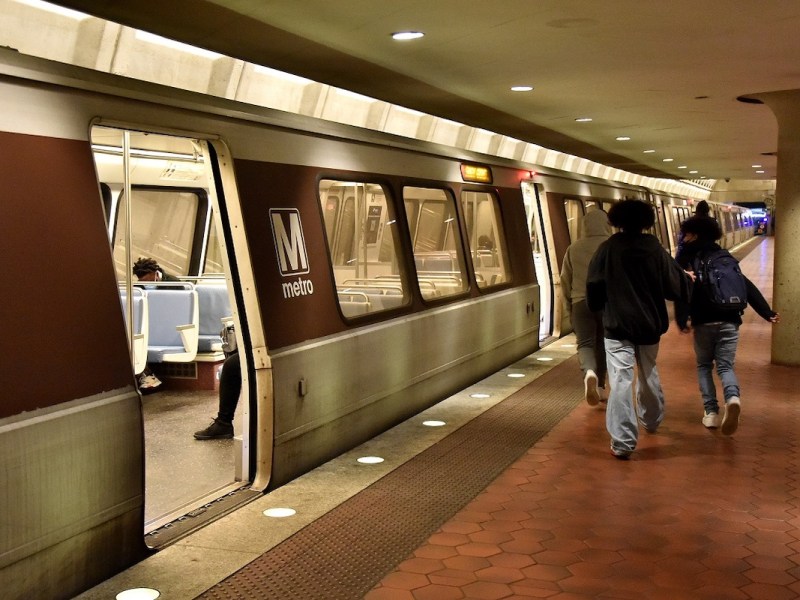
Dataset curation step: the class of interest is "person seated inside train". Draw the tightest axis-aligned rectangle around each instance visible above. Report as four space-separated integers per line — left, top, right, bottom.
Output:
131 257 180 391
194 324 241 440
132 256 180 282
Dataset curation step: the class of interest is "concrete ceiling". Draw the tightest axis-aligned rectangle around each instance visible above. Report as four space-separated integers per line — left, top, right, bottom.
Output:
50 0 800 181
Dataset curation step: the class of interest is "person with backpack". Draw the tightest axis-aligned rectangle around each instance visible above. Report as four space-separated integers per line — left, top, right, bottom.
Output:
675 217 780 435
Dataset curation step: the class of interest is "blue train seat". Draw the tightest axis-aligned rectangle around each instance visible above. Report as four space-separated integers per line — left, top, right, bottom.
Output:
195 282 232 354
144 287 199 363
119 287 148 374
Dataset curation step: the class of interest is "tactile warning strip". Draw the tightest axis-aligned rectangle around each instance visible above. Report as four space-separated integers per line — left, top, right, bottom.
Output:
197 355 581 599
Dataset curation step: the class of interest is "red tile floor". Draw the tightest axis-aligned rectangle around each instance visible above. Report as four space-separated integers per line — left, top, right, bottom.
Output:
368 238 800 600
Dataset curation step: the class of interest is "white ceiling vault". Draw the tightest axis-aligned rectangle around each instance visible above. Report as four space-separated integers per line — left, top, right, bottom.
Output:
7 0 800 196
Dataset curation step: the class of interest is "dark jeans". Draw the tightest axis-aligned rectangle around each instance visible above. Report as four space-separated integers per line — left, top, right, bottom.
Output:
571 300 607 386
217 352 241 424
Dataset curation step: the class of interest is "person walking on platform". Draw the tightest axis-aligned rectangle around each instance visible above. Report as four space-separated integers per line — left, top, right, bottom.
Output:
587 199 692 459
560 208 612 406
675 200 721 268
675 218 780 435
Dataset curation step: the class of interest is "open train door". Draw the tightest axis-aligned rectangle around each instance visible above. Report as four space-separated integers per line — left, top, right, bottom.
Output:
521 180 557 342
90 126 261 545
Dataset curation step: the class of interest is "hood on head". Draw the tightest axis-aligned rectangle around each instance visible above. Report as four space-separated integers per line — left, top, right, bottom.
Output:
582 208 612 238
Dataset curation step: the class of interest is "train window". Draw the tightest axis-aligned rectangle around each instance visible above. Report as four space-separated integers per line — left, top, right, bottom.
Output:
670 206 685 247
112 188 203 278
203 212 225 274
564 199 585 243
461 191 510 288
319 180 409 318
92 127 212 280
403 186 468 300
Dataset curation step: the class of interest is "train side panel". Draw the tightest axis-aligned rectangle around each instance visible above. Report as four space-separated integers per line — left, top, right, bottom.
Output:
0 127 146 598
231 158 539 486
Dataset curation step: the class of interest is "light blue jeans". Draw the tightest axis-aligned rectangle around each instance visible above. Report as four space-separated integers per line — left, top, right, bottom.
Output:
693 322 740 414
605 338 665 454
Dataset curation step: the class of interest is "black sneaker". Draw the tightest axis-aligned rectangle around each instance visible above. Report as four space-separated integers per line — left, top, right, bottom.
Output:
193 418 234 440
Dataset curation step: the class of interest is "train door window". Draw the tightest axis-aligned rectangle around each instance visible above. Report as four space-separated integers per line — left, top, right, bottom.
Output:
319 180 408 317
646 202 662 244
670 206 684 247
461 190 510 288
655 203 670 250
521 181 554 341
90 126 245 539
203 213 225 273
403 186 468 299
111 188 205 279
564 199 584 243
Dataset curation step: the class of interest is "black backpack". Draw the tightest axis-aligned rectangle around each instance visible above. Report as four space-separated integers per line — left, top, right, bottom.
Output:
694 249 748 311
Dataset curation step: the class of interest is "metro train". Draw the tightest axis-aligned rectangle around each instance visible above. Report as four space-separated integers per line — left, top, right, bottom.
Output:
0 48 756 600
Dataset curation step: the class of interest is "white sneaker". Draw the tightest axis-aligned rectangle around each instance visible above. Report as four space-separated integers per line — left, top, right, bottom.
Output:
721 397 740 435
584 370 600 406
702 410 721 429
138 374 162 389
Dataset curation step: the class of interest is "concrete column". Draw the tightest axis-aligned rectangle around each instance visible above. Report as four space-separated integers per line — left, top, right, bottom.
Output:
755 90 800 365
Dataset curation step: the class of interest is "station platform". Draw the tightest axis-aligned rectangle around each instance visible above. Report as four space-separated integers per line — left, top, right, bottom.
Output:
78 236 799 600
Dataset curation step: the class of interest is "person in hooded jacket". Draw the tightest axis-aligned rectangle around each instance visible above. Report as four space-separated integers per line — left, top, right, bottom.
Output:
675 217 780 435
674 200 722 268
587 199 692 459
560 208 612 406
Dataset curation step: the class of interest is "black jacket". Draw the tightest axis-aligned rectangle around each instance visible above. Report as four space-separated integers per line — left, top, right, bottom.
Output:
587 232 692 345
675 240 776 328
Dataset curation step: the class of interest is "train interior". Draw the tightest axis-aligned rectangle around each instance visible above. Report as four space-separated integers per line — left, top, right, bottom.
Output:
92 126 248 535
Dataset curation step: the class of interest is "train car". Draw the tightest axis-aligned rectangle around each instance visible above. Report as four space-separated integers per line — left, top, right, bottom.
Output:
1 48 542 600
0 48 758 600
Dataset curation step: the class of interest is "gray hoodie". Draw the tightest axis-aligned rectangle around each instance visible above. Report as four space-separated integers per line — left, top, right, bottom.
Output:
560 209 612 308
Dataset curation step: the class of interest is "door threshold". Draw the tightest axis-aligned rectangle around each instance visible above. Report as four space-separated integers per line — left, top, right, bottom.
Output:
144 483 261 548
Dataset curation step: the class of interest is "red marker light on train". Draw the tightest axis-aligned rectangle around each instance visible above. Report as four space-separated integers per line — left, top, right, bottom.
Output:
460 163 493 183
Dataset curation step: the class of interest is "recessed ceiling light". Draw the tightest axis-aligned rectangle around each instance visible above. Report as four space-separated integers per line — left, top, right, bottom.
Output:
392 31 424 40
575 117 593 122
508 373 525 378
689 170 698 174
422 420 446 427
470 393 491 399
677 165 687 169
511 85 533 92
662 158 674 162
756 170 765 174
616 136 631 141
536 357 554 362
357 456 384 464
752 164 762 168
643 149 656 153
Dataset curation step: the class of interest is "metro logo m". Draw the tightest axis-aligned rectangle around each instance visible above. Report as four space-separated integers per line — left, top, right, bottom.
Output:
270 208 310 276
